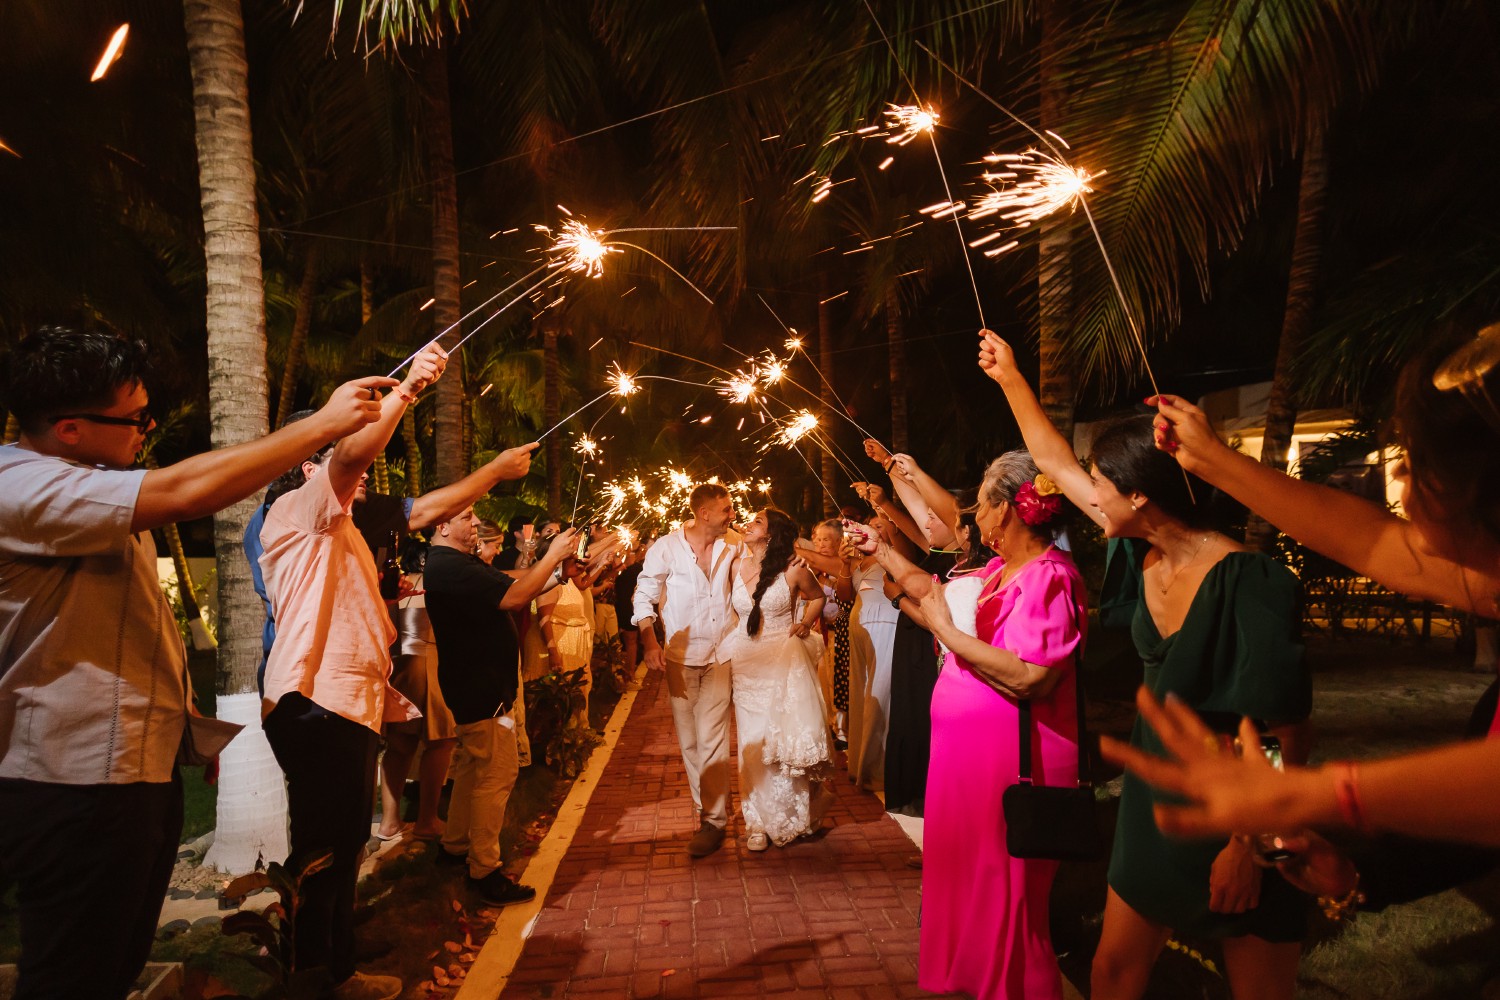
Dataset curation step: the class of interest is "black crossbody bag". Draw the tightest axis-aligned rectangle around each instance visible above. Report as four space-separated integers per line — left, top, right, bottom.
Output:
1001 602 1103 862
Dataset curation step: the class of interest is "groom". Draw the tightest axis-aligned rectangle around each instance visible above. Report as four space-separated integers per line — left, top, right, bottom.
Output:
632 482 740 857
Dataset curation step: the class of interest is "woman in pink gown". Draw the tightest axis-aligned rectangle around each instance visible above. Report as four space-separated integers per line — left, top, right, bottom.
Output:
853 450 1085 1000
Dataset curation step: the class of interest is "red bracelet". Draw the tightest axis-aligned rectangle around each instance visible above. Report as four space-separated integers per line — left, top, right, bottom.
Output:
393 386 417 405
1332 761 1369 832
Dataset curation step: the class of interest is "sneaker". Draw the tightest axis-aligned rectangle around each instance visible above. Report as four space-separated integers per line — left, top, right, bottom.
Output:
746 832 769 852
833 737 848 752
688 824 726 858
468 869 537 907
331 971 403 1000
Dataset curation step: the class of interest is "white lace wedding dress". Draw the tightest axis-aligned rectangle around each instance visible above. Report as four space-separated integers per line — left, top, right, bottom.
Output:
722 572 834 846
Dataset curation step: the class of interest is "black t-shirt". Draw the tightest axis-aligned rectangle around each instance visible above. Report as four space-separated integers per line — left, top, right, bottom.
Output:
353 492 409 564
613 562 644 623
495 545 522 571
424 544 521 724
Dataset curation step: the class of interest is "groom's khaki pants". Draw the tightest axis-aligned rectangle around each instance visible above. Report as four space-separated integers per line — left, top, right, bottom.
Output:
666 659 732 830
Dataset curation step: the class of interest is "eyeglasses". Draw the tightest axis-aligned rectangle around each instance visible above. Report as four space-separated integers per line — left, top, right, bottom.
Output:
51 411 154 430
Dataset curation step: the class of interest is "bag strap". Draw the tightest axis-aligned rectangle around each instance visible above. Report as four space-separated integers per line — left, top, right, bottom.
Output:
1016 592 1088 788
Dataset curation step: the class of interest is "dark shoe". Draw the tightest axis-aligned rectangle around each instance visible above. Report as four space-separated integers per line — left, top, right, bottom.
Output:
833 738 848 751
434 848 467 867
468 870 537 907
688 824 726 858
330 971 403 1000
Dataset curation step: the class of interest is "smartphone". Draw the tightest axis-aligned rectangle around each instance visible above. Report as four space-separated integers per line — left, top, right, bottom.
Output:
521 523 535 541
1237 736 1293 862
575 532 589 561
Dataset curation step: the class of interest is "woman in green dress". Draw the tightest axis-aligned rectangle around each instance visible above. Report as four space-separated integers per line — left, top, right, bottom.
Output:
978 331 1311 1000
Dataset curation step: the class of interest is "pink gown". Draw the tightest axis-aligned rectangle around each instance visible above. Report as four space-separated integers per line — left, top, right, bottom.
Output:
919 549 1086 1000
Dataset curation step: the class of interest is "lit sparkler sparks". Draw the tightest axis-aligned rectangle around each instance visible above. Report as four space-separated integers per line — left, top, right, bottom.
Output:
573 435 599 458
539 219 619 278
784 335 803 352
883 103 939 145
969 150 1097 234
600 484 628 523
616 525 638 549
757 356 787 386
627 477 646 497
91 24 129 82
716 370 759 404
775 410 820 448
757 480 773 494
605 363 639 397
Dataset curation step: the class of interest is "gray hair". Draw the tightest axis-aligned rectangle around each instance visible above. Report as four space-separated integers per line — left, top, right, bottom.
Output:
979 450 1056 538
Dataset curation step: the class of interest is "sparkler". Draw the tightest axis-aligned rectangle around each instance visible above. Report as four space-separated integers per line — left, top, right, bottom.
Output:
605 363 639 397
715 370 759 404
538 220 619 278
573 435 599 458
775 410 820 448
883 103 939 145
911 43 1186 498
968 151 1097 236
91 24 129 82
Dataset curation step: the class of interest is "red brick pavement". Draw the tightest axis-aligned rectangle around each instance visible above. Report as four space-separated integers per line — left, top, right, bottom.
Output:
504 668 955 1000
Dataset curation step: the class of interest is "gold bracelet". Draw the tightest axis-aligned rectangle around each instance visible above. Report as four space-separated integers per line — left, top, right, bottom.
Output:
1316 874 1364 923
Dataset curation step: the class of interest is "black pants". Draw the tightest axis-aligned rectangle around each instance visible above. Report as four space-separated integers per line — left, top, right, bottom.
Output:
0 773 182 1000
262 693 379 982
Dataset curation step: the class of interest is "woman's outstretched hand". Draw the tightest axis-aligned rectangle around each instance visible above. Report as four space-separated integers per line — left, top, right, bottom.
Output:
977 330 1019 385
1148 394 1230 476
841 519 879 555
863 438 893 466
1098 686 1320 839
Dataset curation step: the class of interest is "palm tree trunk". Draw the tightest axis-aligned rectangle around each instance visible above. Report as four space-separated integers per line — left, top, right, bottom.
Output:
884 286 909 454
421 44 465 487
1247 127 1330 551
543 323 562 516
401 408 424 497
143 453 214 650
363 259 390 494
274 241 321 430
817 284 837 517
1037 0 1077 446
183 0 287 875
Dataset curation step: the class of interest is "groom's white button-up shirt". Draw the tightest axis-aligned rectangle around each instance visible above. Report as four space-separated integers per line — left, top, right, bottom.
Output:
631 526 740 666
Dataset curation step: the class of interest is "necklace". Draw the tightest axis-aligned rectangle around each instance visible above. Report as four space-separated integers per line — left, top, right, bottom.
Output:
1156 533 1212 595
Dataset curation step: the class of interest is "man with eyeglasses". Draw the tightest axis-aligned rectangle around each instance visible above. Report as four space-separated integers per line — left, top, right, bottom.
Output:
0 325 398 1000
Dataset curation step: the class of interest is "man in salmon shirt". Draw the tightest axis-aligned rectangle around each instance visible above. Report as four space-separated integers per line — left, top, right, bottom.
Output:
258 342 447 1000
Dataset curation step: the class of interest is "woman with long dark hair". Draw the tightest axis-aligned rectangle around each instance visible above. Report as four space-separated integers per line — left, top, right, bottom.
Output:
1103 321 1500 848
722 508 833 851
980 330 1312 1000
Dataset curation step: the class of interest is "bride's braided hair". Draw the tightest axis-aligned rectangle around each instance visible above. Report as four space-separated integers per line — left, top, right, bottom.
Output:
746 508 798 637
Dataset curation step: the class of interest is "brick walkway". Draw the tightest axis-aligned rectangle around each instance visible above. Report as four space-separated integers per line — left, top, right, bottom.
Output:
503 667 950 999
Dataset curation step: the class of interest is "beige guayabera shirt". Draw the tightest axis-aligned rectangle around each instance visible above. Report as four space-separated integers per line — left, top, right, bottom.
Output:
0 444 188 785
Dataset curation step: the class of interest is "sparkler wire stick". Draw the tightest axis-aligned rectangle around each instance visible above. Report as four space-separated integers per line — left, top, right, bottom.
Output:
385 263 551 377
607 241 715 305
755 295 890 451
535 391 613 443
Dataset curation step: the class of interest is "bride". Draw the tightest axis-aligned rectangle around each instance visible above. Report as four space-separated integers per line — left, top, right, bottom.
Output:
723 508 835 851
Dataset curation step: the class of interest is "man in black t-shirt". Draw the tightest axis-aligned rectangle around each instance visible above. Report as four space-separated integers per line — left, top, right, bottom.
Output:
423 506 579 907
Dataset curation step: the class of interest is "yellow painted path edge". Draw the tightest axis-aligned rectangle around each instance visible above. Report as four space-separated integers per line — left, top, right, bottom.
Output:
457 663 651 998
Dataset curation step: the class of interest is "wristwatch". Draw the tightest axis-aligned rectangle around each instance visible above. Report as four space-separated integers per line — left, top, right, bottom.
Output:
890 592 908 609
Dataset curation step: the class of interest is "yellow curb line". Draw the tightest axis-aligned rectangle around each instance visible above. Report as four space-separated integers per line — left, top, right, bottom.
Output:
458 663 652 998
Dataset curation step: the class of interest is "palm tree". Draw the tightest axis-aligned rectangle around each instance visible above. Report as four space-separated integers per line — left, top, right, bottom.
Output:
1246 125 1328 550
182 0 288 875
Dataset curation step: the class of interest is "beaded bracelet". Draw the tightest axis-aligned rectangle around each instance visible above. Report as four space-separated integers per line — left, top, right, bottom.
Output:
1317 874 1365 923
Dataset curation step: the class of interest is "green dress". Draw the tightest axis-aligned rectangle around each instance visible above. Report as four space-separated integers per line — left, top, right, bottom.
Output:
1106 540 1312 941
